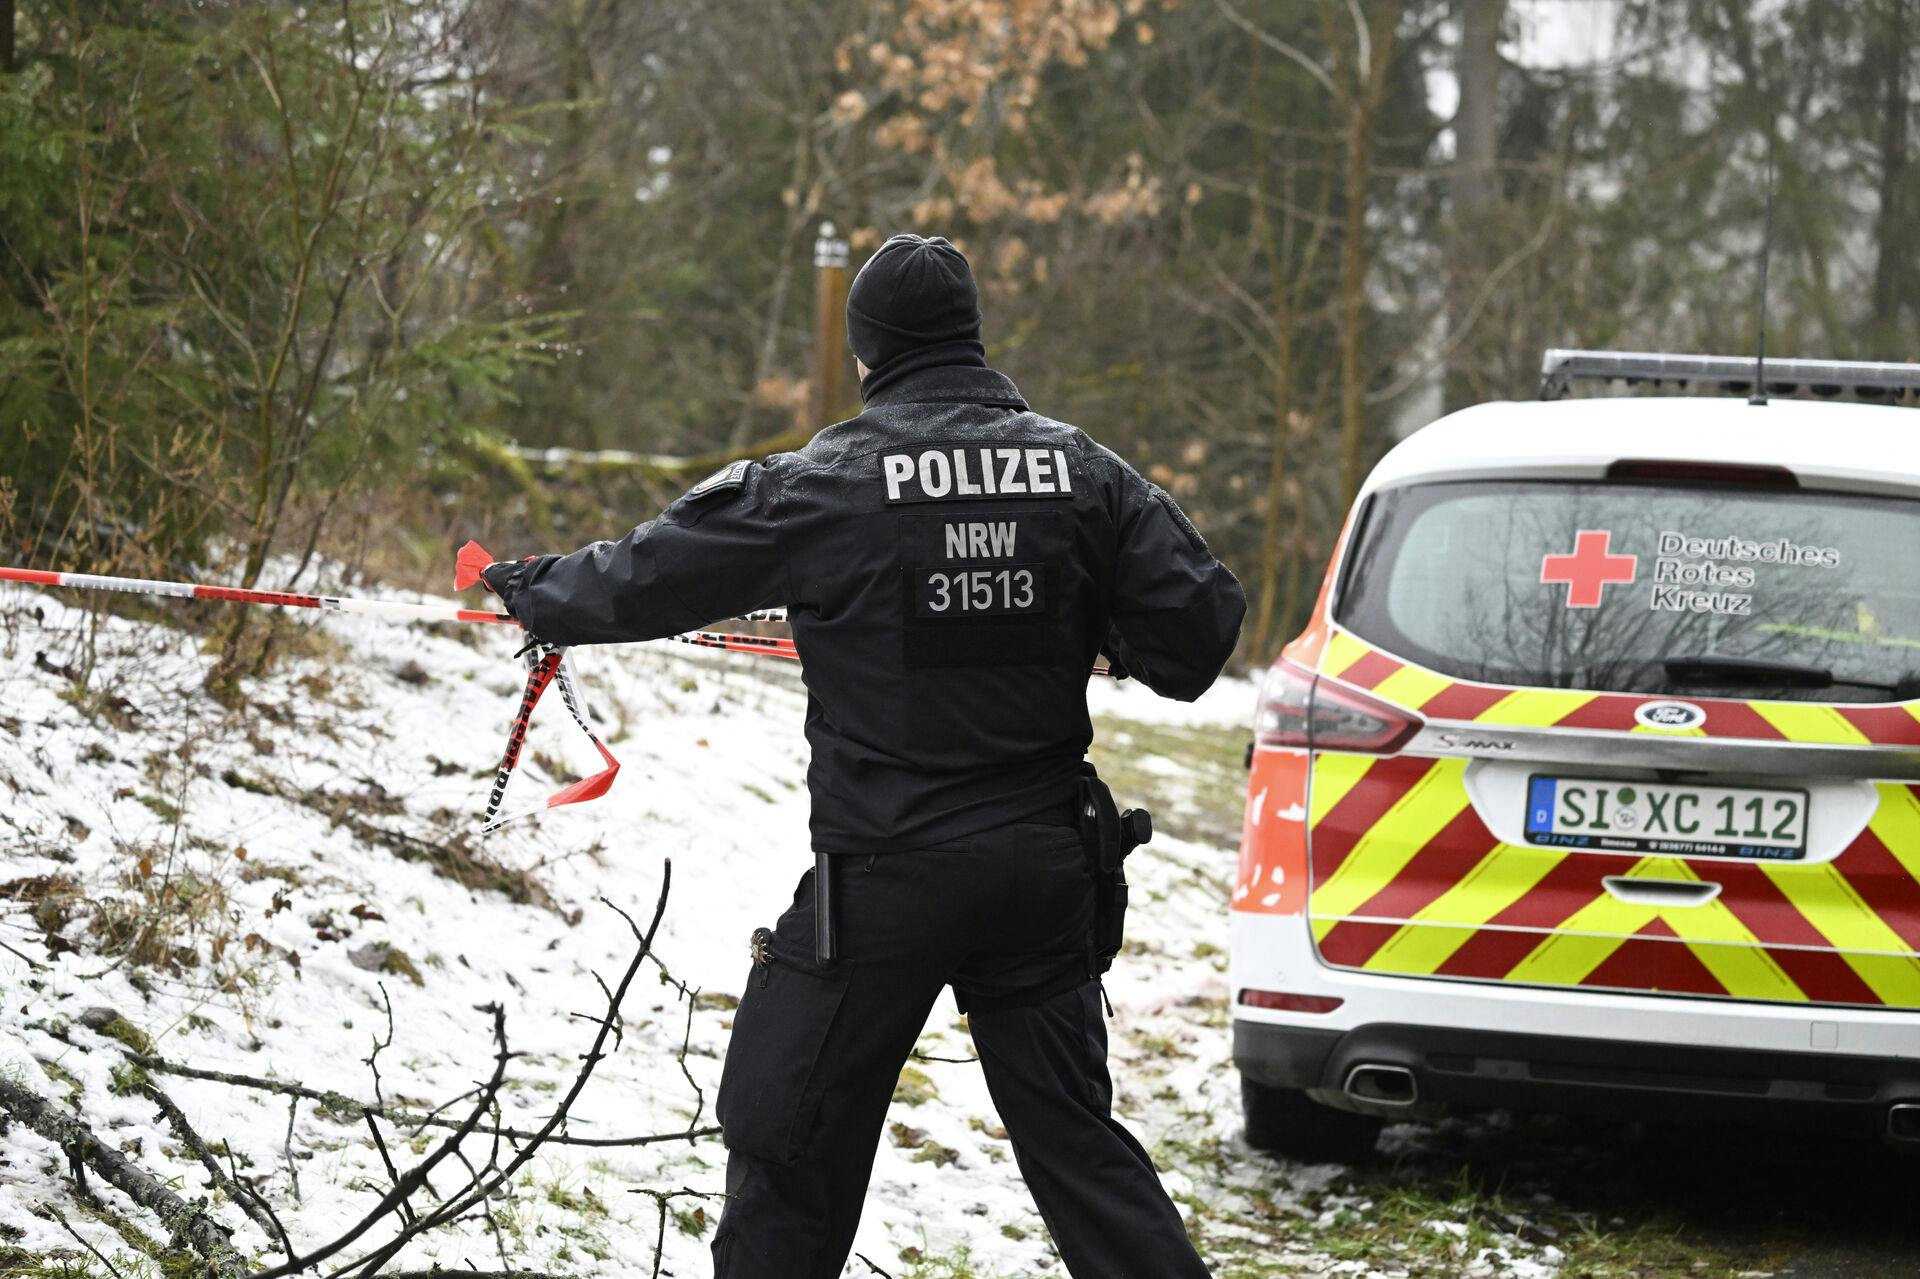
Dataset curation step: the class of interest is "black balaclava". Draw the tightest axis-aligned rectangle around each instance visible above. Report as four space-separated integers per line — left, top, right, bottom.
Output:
846 233 987 402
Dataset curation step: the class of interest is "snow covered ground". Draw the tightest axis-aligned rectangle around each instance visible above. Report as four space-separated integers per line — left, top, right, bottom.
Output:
0 582 1564 1278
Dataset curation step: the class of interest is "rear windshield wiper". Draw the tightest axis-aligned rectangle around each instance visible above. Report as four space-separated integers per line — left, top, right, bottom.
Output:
1662 654 1903 696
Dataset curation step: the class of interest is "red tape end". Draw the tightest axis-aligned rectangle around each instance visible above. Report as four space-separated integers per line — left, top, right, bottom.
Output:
546 750 620 809
455 539 495 592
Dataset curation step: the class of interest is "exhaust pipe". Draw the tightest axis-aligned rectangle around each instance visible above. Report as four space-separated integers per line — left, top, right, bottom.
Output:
1889 1103 1920 1143
1344 1063 1418 1108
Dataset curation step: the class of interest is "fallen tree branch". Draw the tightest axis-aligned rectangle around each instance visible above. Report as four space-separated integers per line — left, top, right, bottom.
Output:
127 1053 717 1149
250 1003 517 1279
0 1073 251 1279
330 865 675 1279
143 1081 287 1250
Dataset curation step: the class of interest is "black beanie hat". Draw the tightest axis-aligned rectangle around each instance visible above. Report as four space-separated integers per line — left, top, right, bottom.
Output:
846 233 986 401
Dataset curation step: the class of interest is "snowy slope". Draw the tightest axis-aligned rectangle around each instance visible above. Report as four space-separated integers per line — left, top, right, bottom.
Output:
0 583 1559 1278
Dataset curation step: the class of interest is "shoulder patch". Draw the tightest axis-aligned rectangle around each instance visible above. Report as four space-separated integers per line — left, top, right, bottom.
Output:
686 459 751 501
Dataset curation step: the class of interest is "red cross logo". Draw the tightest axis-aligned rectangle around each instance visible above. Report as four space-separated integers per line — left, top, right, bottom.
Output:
1540 530 1637 608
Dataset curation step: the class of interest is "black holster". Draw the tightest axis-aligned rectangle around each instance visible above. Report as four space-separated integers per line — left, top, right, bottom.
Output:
1076 766 1151 976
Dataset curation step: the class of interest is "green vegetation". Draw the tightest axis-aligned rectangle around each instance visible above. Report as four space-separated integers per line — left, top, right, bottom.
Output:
6 2 1912 674
893 1064 940 1107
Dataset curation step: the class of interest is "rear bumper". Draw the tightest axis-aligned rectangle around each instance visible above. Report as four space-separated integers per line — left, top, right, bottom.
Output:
1234 1019 1920 1140
1231 910 1920 1138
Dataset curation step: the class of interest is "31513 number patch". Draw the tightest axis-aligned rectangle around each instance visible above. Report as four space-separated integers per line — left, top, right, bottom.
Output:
913 563 1044 618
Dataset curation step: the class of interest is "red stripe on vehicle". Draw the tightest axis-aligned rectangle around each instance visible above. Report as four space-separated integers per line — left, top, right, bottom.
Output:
1580 933 1730 997
1549 695 1643 732
1764 944 1886 1007
1315 920 1403 969
1688 700 1789 740
1430 856 1625 977
1836 705 1920 747
1315 809 1501 966
1334 650 1404 691
1307 756 1441 879
1433 926 1546 980
1829 827 1920 952
1698 860 1843 951
1416 681 1511 721
1476 853 1620 933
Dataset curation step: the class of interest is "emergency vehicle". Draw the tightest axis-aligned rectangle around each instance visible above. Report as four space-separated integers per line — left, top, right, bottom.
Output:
1232 349 1920 1161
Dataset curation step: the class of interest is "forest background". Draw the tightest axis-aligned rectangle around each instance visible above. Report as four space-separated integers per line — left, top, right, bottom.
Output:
3 0 1914 679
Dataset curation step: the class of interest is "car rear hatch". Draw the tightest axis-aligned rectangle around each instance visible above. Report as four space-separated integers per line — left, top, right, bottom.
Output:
1304 473 1920 1009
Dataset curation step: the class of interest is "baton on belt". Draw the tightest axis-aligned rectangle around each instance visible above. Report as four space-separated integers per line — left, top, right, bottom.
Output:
814 850 837 966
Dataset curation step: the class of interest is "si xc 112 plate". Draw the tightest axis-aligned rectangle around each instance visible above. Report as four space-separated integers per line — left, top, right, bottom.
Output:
1523 776 1809 861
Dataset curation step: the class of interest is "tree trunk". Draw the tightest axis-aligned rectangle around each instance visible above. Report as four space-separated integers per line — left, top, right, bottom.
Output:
1445 0 1504 411
1872 0 1910 354
1337 97 1375 504
1249 318 1296 660
1330 0 1394 505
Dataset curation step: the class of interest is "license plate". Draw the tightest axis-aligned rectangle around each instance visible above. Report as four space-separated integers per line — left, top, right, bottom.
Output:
1523 776 1809 860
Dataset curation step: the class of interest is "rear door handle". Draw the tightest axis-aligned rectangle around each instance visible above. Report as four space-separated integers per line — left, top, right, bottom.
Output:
1602 876 1722 907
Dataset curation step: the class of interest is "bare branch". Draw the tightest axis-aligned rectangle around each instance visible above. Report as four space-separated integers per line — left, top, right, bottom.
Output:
142 1082 287 1250
1213 0 1337 97
331 865 676 1279
0 1073 250 1279
130 1053 716 1150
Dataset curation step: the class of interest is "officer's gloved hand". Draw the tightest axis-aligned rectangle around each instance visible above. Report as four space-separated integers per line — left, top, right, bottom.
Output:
479 558 549 650
479 557 532 601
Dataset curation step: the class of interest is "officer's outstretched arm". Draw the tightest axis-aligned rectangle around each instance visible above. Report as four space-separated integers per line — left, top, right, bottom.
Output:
489 460 791 646
1106 471 1246 701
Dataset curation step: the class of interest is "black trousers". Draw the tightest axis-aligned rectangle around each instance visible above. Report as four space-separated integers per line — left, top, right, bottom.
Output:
710 819 1212 1279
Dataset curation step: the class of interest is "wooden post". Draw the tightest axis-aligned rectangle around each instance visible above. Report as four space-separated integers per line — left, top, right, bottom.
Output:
811 221 850 428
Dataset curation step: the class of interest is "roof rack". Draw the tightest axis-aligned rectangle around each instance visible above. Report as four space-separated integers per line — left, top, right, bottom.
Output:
1538 348 1920 404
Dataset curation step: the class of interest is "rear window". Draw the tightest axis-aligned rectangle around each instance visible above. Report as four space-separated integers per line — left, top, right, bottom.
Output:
1336 480 1920 702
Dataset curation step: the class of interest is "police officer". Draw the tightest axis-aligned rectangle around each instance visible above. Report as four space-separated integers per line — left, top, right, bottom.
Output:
483 234 1243 1278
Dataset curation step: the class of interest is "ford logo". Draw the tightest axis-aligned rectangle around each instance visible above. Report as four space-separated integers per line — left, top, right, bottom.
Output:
1635 700 1707 731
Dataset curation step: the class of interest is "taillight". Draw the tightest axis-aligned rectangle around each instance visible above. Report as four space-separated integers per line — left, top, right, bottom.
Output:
1237 989 1344 1013
1255 657 1423 754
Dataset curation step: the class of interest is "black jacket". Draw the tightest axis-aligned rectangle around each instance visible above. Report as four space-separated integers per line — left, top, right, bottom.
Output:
495 364 1245 853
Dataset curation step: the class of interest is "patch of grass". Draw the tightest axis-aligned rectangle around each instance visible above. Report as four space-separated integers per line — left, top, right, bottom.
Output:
1155 1122 1787 1279
218 768 275 797
0 1245 105 1278
88 1014 153 1055
236 861 303 885
373 946 424 986
108 1060 152 1097
899 1244 1009 1279
133 794 182 825
892 1065 939 1106
888 1121 961 1168
544 1183 608 1218
1088 715 1243 847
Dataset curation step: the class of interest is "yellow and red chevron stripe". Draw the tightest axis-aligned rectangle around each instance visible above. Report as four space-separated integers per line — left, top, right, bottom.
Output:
1303 633 1920 1009
1318 629 1920 746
